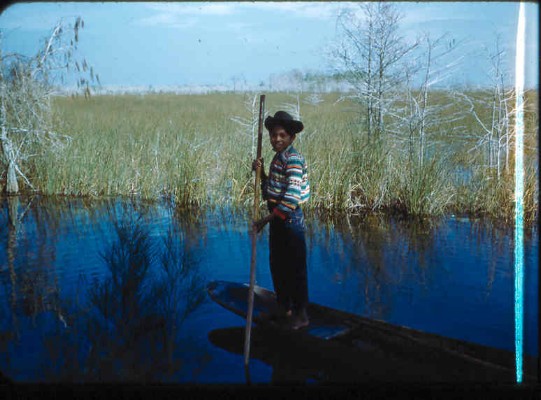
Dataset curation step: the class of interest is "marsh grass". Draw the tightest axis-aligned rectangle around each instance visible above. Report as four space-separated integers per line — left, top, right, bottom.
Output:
453 159 538 223
396 157 455 216
1 91 537 223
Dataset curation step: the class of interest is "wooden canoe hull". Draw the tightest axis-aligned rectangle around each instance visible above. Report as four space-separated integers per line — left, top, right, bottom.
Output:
207 280 358 339
207 280 538 382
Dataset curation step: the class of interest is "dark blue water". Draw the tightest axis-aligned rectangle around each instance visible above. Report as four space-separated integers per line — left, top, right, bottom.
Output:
0 196 538 383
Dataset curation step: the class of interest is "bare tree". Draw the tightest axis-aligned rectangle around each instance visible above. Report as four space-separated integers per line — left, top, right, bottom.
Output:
452 34 514 179
279 93 302 121
334 2 418 139
230 93 260 159
388 32 465 167
0 17 96 194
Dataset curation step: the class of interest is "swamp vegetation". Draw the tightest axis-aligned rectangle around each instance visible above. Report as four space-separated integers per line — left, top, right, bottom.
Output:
0 6 538 384
0 91 536 224
0 10 537 225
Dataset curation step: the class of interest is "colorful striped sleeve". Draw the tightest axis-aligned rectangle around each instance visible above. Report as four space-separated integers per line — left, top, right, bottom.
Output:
274 154 305 217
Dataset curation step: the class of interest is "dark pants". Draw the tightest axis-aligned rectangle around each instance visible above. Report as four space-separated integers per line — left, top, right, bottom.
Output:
268 205 308 314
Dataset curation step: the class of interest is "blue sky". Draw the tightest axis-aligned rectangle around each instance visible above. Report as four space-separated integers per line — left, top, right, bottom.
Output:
0 2 538 90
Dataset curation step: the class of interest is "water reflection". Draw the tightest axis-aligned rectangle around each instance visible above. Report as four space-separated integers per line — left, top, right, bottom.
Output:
79 214 206 381
0 197 206 382
0 196 537 382
307 213 444 321
209 327 320 384
2 196 67 338
209 323 530 383
306 211 537 360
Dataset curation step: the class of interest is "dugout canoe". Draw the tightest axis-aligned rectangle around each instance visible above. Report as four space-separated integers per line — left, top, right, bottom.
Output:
207 280 538 382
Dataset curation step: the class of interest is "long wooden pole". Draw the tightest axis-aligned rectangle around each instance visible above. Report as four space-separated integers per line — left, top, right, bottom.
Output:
244 94 265 370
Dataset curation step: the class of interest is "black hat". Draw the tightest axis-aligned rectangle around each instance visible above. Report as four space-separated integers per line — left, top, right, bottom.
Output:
264 111 304 135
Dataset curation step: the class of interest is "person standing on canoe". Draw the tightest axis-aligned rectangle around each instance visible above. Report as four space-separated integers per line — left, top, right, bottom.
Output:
252 111 310 330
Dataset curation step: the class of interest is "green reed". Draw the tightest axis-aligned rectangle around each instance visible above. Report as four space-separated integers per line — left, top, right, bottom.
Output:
2 91 537 223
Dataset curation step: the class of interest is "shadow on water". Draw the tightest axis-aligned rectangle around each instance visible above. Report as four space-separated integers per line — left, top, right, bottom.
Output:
0 196 207 382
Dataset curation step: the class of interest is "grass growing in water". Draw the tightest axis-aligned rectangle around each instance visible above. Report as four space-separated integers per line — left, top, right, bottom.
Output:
1 91 537 223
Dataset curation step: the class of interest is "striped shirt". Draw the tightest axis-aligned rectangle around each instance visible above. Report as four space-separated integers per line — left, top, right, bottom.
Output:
263 145 310 220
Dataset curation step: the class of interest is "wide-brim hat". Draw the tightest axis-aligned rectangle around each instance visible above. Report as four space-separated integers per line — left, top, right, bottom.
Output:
264 111 304 135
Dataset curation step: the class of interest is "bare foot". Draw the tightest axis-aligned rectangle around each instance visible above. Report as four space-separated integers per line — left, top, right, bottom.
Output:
290 316 309 330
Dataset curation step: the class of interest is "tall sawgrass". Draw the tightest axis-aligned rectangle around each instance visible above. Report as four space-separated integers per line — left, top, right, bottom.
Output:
395 156 455 217
453 159 538 223
31 94 251 208
0 91 536 223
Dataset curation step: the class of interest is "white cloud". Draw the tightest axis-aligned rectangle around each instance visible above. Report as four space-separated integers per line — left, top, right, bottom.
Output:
143 2 235 15
134 2 237 29
134 2 352 28
242 2 353 21
136 13 198 29
139 3 233 20
399 2 518 27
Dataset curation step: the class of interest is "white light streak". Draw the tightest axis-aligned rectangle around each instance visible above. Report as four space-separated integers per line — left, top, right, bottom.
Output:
514 1 525 385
